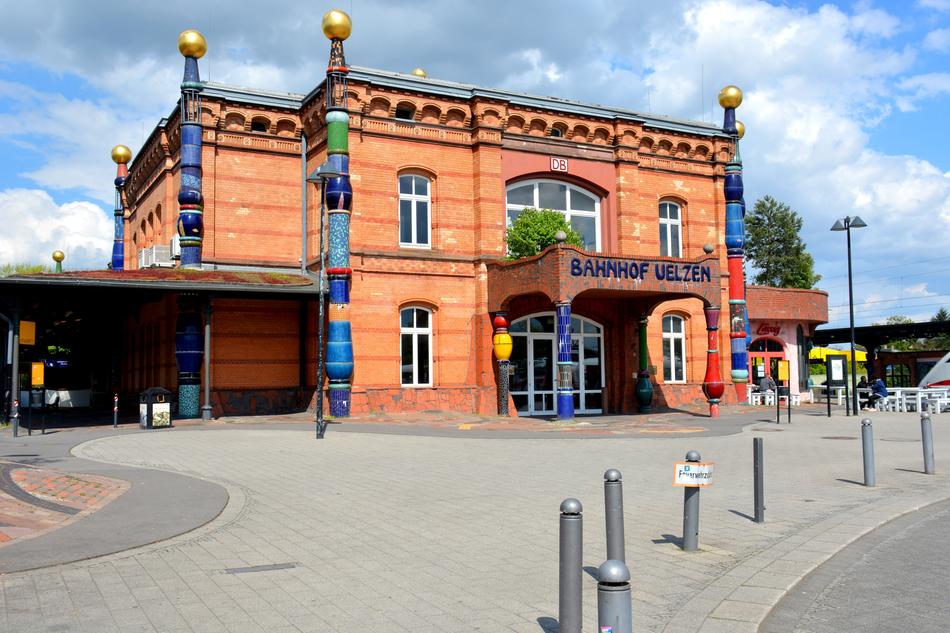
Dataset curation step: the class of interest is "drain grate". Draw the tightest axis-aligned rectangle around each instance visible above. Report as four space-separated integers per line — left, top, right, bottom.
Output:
224 562 298 574
821 436 857 440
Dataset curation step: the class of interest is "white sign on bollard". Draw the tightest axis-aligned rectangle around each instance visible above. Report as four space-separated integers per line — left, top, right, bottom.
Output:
673 461 714 487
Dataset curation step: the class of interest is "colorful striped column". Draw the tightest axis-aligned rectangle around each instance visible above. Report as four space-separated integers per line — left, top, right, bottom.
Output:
322 10 354 417
176 30 206 269
110 145 131 270
702 305 725 418
174 30 207 417
492 313 513 416
556 302 574 421
635 315 653 412
720 85 749 400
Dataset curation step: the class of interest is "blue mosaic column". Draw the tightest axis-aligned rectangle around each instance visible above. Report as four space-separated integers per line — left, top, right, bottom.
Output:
174 30 207 417
176 30 207 269
110 145 131 270
322 10 354 417
556 302 574 421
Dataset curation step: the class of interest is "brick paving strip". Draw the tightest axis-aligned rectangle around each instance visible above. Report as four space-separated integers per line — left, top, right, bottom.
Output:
0 462 129 546
1 410 947 633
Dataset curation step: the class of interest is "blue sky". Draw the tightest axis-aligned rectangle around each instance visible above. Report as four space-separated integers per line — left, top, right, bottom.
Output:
0 0 948 327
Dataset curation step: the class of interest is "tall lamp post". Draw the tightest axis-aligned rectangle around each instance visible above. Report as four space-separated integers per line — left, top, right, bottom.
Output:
831 215 867 416
307 162 343 439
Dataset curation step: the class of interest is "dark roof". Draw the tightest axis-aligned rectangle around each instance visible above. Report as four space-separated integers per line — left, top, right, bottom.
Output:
1 268 317 295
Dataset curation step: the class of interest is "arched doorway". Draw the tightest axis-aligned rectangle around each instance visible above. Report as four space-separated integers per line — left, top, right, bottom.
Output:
509 313 605 415
749 337 786 382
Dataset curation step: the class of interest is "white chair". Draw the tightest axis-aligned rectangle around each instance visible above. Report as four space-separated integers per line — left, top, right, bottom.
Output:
749 391 763 406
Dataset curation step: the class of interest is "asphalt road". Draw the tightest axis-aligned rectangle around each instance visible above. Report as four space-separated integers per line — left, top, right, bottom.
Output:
762 497 950 633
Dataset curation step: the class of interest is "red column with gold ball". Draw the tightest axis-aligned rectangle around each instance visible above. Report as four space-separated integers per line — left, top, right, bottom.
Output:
702 305 726 418
492 313 513 416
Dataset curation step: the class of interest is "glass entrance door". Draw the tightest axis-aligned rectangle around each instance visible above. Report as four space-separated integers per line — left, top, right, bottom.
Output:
509 313 604 416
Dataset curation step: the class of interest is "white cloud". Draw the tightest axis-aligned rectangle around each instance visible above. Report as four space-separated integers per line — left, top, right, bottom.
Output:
0 189 112 269
919 0 950 10
895 73 950 111
924 27 950 51
501 49 564 91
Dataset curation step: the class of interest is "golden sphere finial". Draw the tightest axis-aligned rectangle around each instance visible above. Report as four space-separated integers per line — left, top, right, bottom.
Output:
178 30 207 58
52 250 65 263
322 9 352 40
735 120 745 140
718 85 743 109
411 68 428 78
111 144 132 164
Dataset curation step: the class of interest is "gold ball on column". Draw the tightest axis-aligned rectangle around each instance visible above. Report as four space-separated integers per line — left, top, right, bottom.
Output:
52 250 65 263
718 85 743 109
111 144 132 164
322 10 352 40
735 120 745 139
178 30 208 58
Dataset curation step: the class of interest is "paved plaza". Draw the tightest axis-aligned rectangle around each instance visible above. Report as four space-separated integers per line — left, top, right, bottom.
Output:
0 408 948 632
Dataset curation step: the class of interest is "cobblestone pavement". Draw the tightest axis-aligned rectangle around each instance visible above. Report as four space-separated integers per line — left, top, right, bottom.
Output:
0 463 128 545
0 410 947 632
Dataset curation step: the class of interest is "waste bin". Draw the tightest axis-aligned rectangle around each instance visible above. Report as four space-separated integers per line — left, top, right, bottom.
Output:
139 387 173 429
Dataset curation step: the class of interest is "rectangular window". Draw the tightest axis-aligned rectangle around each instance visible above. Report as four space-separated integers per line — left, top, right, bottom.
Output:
398 175 432 248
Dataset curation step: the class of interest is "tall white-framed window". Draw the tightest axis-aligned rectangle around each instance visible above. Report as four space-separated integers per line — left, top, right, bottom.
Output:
662 314 686 383
400 306 432 387
659 201 682 257
399 174 431 248
506 179 601 251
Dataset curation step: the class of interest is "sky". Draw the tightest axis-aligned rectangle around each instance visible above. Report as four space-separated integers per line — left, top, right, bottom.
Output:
0 0 948 328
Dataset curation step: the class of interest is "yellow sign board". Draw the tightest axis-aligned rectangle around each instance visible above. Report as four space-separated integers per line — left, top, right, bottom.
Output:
31 362 45 387
20 320 36 345
777 360 790 382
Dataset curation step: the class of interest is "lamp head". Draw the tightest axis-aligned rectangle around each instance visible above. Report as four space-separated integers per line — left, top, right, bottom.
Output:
307 162 343 183
849 216 867 229
830 219 847 231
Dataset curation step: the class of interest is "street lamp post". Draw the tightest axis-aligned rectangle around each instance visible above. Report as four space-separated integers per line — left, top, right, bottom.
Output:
306 162 342 439
831 215 867 416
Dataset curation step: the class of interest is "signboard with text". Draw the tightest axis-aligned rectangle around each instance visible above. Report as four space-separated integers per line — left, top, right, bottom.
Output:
673 461 715 487
20 321 36 345
550 157 568 172
31 362 44 387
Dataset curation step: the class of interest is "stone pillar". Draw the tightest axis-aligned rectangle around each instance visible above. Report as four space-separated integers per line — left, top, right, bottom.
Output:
702 305 726 418
556 302 574 421
175 294 203 418
635 315 653 412
492 312 512 416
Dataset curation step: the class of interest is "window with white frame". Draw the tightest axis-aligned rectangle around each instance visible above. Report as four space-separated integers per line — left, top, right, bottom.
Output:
662 314 686 383
505 179 601 251
659 201 682 257
399 174 431 247
400 307 432 386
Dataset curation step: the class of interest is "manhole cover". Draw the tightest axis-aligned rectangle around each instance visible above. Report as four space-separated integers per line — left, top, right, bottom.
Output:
821 436 857 440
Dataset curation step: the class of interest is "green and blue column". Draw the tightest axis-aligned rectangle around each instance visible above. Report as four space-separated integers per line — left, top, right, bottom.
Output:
635 315 653 411
556 302 574 421
110 145 131 270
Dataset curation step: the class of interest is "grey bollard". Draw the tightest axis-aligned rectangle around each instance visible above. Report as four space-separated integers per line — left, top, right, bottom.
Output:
604 469 625 562
753 437 765 523
683 450 701 551
921 412 935 475
113 393 119 430
597 559 632 633
861 419 875 487
559 498 583 633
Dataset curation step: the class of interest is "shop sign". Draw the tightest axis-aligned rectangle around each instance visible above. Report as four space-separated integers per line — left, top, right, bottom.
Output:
20 320 36 345
550 157 568 172
570 257 712 283
777 359 790 382
673 461 715 487
31 362 44 387
756 323 782 337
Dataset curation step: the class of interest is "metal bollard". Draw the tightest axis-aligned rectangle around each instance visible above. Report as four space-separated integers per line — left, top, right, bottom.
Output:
921 412 935 475
604 469 625 562
113 393 119 430
596 559 632 633
12 399 18 438
682 450 701 551
861 419 875 487
559 498 583 633
753 437 765 523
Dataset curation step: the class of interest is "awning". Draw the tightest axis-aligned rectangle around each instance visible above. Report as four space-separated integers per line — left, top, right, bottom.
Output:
809 346 867 362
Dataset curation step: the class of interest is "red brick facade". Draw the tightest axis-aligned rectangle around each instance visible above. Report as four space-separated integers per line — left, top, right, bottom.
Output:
122 69 827 416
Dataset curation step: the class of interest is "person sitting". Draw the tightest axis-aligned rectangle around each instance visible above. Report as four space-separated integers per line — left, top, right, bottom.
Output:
758 375 776 393
857 376 869 407
865 376 888 410
857 376 868 389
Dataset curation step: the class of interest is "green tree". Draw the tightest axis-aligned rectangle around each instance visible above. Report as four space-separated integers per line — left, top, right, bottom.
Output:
0 263 48 276
745 195 821 289
928 307 950 350
877 314 924 351
505 208 583 260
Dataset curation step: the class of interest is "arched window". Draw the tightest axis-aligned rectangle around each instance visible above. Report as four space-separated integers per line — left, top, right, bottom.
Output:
659 201 682 257
400 307 432 386
398 174 431 247
662 314 686 383
395 104 416 121
250 119 268 133
506 179 601 251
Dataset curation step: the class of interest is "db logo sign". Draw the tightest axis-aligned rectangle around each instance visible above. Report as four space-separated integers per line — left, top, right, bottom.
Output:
550 157 568 172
